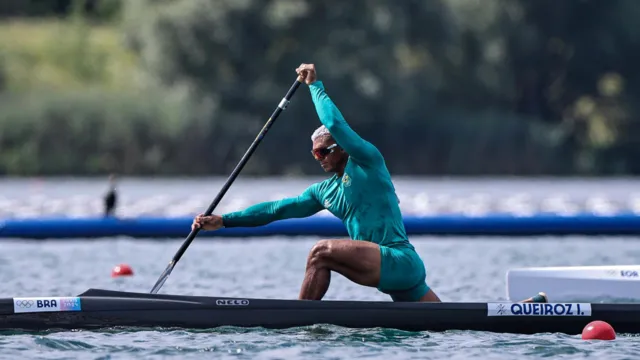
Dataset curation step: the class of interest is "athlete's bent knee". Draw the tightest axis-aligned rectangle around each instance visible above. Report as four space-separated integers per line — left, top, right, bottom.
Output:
307 240 333 268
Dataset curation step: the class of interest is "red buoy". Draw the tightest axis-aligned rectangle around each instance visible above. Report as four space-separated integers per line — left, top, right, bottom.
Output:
582 320 616 340
111 264 134 277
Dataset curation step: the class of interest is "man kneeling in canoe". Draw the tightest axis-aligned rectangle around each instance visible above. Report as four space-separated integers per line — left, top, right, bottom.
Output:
192 63 547 304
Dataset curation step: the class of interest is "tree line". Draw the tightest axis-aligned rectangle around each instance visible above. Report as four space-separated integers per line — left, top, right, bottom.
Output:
1 0 638 176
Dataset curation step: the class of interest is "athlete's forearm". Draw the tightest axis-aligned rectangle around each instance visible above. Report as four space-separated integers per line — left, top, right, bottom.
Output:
222 197 321 228
309 81 382 165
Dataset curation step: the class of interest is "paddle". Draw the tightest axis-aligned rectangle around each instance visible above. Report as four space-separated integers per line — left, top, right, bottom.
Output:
150 78 303 294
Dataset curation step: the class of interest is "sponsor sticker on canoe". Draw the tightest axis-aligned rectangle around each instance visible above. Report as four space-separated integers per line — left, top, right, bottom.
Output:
487 302 591 316
13 297 82 313
216 299 249 306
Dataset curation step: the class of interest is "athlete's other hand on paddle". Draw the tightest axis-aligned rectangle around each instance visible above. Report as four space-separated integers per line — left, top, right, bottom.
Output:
191 214 223 231
296 63 317 85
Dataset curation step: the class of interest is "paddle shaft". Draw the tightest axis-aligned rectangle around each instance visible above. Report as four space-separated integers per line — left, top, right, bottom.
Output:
150 79 303 294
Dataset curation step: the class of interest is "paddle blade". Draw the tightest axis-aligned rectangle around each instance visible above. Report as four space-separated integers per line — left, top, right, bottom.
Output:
150 260 175 294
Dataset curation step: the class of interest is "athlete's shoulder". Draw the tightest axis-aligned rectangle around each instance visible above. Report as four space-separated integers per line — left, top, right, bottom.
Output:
349 153 392 178
302 176 334 196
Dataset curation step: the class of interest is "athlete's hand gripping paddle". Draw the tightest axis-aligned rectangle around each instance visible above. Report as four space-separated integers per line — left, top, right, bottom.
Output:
150 78 303 294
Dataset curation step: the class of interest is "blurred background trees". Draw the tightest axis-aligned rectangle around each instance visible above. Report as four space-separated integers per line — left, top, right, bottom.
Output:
1 0 638 176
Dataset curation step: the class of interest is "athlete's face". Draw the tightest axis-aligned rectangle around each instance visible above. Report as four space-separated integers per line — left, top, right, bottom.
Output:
311 136 345 173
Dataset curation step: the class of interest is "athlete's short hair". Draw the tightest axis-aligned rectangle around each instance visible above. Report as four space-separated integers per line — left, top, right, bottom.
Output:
311 125 332 141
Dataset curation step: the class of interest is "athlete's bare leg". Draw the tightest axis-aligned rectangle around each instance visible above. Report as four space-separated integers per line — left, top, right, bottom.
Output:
298 239 381 300
298 239 545 303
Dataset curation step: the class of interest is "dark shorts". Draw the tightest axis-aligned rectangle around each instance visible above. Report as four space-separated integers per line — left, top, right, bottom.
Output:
377 244 430 302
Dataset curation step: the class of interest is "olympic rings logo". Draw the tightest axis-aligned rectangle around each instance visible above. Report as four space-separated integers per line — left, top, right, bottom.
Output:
14 300 34 308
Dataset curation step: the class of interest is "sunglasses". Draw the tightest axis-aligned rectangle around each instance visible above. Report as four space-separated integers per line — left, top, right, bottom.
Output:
311 143 338 160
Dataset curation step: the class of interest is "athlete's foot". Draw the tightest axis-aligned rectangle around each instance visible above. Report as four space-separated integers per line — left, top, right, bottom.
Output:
519 292 548 303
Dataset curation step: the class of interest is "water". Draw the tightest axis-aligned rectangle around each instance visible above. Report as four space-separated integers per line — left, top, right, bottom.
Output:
2 176 640 358
1 176 640 217
2 236 640 359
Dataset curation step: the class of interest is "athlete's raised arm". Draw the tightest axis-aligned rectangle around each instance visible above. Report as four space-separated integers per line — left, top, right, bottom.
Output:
191 185 323 230
296 63 383 167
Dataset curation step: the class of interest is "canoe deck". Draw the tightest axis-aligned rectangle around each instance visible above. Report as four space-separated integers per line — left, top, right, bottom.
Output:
0 289 638 334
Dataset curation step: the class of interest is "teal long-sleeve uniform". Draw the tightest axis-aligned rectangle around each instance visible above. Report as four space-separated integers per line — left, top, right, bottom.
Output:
222 81 412 250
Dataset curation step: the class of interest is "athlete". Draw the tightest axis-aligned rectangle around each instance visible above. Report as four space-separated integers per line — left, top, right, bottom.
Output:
192 63 547 304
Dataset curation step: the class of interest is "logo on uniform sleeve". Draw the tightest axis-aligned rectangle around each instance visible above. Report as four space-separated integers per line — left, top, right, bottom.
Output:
342 174 352 187
324 199 332 208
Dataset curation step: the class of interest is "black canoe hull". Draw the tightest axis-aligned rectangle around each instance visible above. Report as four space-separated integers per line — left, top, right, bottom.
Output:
0 289 637 334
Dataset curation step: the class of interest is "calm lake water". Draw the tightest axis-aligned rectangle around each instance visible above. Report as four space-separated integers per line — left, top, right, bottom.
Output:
0 176 639 217
1 177 639 359
1 236 639 359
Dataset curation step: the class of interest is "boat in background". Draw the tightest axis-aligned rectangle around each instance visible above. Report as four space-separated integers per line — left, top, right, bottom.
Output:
507 265 640 302
1 288 639 335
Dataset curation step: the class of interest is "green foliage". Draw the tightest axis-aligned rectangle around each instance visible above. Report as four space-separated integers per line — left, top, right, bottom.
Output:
0 19 138 92
0 89 564 176
0 0 122 21
0 89 203 175
1 0 639 175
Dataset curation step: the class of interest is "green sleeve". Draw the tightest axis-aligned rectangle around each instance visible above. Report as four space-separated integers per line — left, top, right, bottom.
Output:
221 185 323 228
309 81 383 167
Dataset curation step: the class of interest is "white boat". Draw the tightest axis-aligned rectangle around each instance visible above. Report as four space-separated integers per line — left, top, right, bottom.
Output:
506 265 640 302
